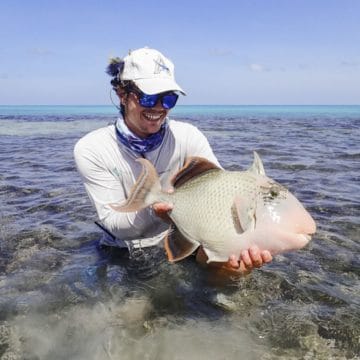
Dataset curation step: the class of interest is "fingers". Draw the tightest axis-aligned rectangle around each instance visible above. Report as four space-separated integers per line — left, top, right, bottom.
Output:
235 246 273 274
220 253 250 276
227 254 239 269
152 185 173 215
152 202 173 213
202 246 273 279
152 202 173 222
225 247 261 273
261 250 273 263
249 246 263 268
240 249 253 268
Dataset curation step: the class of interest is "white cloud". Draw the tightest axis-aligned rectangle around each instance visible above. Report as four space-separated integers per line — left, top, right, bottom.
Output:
341 61 359 67
298 63 310 70
249 63 265 72
208 48 233 57
29 48 55 56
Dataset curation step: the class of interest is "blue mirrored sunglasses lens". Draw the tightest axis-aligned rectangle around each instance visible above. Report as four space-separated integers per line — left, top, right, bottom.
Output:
138 92 178 109
139 94 158 107
162 93 178 109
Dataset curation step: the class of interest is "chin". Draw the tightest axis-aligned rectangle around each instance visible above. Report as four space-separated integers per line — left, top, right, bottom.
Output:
146 122 163 133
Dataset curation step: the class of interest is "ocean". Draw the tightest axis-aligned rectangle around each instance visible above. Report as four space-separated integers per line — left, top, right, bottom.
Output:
0 105 359 359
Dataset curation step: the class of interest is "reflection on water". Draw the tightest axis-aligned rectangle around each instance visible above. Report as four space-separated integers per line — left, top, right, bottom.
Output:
0 108 359 359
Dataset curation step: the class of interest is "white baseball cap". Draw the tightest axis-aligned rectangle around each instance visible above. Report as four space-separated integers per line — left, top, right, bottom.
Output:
120 47 186 95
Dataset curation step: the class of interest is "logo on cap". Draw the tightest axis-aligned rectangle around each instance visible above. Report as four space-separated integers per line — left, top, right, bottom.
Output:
154 56 170 75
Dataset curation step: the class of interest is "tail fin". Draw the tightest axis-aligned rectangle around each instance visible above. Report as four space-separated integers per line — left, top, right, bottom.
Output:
109 158 161 212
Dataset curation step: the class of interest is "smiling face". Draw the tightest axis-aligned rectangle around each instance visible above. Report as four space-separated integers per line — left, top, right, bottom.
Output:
117 88 170 139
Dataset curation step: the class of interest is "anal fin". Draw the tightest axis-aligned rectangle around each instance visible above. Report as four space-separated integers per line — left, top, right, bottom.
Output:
164 225 199 262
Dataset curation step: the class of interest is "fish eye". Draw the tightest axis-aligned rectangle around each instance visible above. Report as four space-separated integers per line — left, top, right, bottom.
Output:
260 182 287 204
270 188 279 198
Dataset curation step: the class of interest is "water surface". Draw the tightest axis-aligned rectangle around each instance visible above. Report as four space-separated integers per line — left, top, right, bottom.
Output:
0 105 359 359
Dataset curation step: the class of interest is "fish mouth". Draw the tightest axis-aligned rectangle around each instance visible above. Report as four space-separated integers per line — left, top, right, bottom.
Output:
298 233 312 246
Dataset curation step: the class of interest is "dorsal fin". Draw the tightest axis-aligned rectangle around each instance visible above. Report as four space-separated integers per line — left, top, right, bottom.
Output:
249 151 266 176
171 156 221 188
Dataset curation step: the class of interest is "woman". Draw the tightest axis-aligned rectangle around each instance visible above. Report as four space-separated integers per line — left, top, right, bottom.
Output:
74 47 272 275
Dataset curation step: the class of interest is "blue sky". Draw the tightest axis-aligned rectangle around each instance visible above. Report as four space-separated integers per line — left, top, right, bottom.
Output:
0 0 359 105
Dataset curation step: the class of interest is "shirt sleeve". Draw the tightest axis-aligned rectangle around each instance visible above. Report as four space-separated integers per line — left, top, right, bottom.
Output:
73 138 160 240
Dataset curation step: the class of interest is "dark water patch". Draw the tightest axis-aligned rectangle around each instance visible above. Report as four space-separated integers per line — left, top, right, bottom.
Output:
25 201 67 214
268 162 309 172
260 305 320 349
316 306 360 357
3 175 20 181
254 303 359 358
0 184 41 196
338 151 360 160
2 227 67 254
301 276 357 307
312 242 360 277
27 162 50 170
31 135 79 141
5 247 66 275
53 165 77 172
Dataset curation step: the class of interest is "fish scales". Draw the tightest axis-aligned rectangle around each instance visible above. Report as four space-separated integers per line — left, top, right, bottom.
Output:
168 170 258 252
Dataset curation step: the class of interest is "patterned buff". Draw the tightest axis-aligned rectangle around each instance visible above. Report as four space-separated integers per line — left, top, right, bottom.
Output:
115 117 168 155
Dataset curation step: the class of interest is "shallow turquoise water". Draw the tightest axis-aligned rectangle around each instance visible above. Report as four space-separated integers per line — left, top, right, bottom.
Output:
1 104 360 118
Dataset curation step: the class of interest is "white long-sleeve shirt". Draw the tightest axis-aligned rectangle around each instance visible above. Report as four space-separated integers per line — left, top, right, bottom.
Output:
74 119 220 248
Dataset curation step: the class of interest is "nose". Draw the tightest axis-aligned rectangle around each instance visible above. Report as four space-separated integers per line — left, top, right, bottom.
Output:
153 98 165 110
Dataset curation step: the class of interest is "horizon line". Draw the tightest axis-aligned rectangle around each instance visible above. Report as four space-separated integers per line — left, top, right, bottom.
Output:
1 104 359 107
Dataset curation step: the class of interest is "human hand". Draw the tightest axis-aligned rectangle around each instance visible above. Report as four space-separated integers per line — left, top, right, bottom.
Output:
152 202 173 223
226 246 273 274
152 188 174 223
196 245 272 276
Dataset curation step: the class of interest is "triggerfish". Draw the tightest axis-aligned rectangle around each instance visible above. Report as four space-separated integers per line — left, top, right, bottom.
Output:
110 152 316 263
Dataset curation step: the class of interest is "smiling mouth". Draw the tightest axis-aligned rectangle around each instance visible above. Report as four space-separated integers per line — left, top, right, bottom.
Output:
142 111 165 122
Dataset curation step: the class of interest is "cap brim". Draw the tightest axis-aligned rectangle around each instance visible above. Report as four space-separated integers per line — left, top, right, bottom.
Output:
133 78 186 96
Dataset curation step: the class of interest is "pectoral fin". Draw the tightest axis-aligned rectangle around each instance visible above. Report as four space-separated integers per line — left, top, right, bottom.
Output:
232 196 256 233
164 225 200 262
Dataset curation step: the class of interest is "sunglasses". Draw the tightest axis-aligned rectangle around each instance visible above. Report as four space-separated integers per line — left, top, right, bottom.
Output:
130 89 179 109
